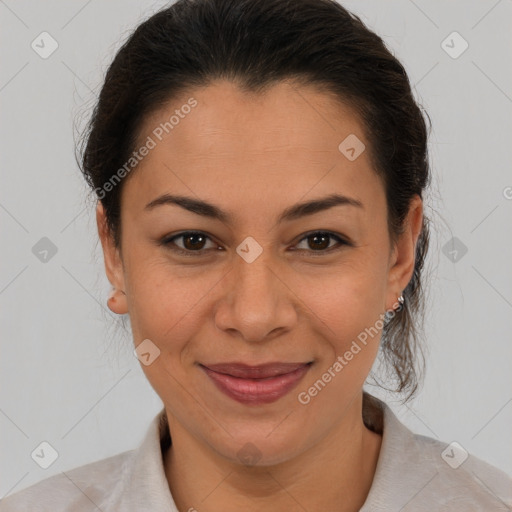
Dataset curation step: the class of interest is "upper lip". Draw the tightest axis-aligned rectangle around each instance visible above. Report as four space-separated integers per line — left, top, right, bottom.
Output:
201 362 312 379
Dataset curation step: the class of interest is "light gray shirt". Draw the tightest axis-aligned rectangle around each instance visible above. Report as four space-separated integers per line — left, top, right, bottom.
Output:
1 394 511 511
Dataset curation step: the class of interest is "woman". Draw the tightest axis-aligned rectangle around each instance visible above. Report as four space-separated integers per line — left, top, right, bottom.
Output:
2 0 510 510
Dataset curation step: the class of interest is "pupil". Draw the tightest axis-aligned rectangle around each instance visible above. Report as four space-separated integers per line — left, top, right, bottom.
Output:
184 233 205 250
310 233 329 250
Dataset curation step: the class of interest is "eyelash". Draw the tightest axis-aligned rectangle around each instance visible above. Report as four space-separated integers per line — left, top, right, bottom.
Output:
160 230 351 257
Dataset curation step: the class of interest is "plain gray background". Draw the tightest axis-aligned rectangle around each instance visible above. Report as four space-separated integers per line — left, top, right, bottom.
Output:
1 0 511 498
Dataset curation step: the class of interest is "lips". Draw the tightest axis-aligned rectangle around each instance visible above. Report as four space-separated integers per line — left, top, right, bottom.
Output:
200 361 313 405
203 362 311 379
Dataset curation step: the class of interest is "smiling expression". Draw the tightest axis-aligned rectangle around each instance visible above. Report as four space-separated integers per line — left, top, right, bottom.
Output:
98 78 422 465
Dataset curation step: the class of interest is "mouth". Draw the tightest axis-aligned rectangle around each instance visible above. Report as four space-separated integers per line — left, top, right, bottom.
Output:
199 361 313 405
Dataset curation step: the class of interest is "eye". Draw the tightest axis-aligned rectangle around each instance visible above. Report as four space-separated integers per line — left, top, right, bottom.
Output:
160 231 220 256
293 231 349 255
160 230 350 257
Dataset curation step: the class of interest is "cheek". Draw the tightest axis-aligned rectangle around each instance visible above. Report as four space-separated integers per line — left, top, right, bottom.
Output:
126 267 209 346
304 257 387 335
295 268 386 402
124 253 234 383
125 265 211 405
297 261 388 397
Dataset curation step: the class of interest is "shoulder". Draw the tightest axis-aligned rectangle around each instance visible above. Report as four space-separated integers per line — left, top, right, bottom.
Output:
0 450 134 512
412 432 512 509
362 395 512 511
0 408 172 512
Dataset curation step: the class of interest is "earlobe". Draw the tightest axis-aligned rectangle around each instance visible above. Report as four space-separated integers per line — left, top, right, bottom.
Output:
96 201 128 315
107 287 128 315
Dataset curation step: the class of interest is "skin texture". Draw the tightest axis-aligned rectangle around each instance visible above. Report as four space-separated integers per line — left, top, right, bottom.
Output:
97 79 423 511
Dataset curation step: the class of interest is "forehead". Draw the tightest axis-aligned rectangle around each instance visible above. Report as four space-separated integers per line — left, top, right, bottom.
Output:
139 80 366 157
124 79 384 223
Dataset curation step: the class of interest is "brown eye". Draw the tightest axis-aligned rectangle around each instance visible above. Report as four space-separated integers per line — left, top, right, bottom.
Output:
161 231 218 256
307 233 331 250
181 232 208 250
294 231 349 254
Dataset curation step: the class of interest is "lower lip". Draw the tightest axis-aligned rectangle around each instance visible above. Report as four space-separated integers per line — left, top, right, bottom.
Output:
201 364 312 405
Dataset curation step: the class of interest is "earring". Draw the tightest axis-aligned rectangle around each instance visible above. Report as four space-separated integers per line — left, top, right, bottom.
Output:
385 292 405 320
385 294 405 319
395 293 405 311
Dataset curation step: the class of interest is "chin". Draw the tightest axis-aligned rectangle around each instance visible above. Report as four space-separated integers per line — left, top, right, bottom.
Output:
207 425 310 468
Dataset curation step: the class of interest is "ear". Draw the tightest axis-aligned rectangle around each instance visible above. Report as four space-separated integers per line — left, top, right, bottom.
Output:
96 201 128 314
385 194 423 311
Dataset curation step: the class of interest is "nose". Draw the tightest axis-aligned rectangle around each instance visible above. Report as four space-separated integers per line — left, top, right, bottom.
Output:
214 251 298 344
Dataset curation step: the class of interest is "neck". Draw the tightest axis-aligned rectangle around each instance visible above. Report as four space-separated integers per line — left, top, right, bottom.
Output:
163 392 382 512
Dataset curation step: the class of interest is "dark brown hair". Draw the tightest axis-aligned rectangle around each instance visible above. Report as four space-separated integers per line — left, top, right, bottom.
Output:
78 0 432 402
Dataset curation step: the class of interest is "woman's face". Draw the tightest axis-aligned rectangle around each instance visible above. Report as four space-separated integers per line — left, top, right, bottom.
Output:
98 79 422 465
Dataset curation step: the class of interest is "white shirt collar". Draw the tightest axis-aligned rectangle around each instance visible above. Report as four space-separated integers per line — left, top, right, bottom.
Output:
102 393 512 511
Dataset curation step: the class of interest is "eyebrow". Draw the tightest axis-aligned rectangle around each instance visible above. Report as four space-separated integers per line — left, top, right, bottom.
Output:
144 192 363 224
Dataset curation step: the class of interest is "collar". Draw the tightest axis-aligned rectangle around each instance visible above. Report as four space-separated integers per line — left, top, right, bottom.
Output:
106 393 510 511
